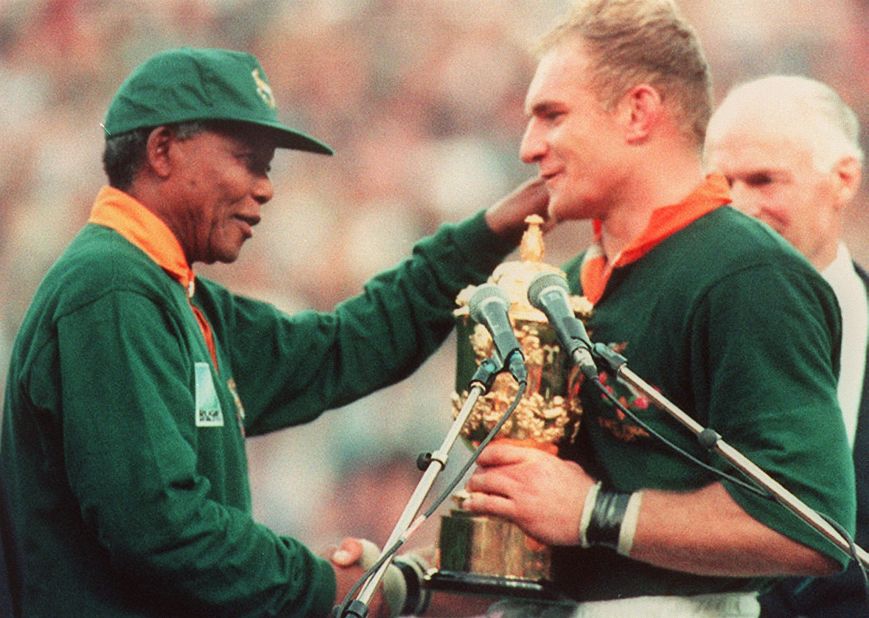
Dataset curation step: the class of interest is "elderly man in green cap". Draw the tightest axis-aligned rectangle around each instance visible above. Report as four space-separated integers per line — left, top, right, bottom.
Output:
0 47 548 617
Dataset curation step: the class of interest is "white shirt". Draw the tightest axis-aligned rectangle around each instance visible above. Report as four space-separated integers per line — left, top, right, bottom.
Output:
822 242 869 450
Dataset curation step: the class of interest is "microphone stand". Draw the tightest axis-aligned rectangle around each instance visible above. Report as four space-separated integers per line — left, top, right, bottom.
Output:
338 358 500 617
591 342 869 569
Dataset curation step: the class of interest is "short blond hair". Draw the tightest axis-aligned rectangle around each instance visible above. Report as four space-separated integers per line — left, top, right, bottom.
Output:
536 0 712 147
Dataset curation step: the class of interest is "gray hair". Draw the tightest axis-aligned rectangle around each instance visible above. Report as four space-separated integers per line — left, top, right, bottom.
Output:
102 121 206 190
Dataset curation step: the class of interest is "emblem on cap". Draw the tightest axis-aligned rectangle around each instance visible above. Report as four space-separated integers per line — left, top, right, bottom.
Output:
251 68 276 109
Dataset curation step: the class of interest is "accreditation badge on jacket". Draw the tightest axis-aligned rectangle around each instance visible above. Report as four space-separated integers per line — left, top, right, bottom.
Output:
194 361 224 427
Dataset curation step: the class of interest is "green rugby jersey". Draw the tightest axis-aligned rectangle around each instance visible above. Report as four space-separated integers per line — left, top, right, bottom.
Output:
555 205 855 601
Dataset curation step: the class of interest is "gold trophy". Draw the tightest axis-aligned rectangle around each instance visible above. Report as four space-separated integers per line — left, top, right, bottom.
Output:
430 216 592 597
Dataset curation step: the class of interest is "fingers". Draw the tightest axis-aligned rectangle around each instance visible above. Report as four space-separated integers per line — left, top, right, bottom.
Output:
484 176 552 237
466 467 508 497
464 447 594 546
330 537 364 566
463 491 515 518
469 443 553 500
466 454 528 507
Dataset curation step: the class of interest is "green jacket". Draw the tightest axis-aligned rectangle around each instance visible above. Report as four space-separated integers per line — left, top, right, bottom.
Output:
1 208 513 617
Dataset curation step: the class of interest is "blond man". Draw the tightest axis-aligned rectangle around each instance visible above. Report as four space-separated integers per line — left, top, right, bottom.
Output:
461 3 854 617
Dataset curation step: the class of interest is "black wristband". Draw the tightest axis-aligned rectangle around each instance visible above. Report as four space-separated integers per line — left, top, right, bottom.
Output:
585 487 632 550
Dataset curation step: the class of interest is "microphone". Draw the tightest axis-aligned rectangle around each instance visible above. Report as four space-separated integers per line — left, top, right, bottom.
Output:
527 271 598 379
468 284 527 382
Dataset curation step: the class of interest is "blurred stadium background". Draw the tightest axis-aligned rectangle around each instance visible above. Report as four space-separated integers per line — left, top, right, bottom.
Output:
1 0 866 553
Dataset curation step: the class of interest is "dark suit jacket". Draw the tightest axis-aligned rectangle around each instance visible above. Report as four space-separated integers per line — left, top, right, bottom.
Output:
760 262 869 617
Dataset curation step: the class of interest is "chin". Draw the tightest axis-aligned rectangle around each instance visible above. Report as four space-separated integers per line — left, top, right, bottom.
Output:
548 200 585 223
203 250 242 265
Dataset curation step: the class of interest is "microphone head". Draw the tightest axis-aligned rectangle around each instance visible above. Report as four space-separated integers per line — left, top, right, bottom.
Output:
469 283 511 324
527 271 570 310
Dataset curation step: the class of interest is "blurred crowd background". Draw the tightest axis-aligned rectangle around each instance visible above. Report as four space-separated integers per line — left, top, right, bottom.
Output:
1 0 867 555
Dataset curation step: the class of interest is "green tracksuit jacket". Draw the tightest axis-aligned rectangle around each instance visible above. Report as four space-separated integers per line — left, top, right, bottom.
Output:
1 200 513 617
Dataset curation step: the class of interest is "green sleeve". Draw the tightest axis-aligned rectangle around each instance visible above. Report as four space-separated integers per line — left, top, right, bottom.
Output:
54 291 336 617
214 209 515 435
697 263 855 567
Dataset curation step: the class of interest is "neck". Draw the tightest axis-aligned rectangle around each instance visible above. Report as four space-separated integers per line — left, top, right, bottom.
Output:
811 239 841 272
599 153 705 260
126 179 194 265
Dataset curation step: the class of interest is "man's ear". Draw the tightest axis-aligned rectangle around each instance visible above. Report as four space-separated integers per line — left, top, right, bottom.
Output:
619 84 663 145
145 126 175 178
832 155 862 208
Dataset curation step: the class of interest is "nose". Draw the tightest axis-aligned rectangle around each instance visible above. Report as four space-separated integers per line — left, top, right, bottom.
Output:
252 175 273 205
519 119 545 164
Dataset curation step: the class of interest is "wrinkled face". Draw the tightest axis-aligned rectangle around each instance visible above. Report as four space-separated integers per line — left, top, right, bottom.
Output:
519 43 626 222
167 125 276 264
705 127 841 266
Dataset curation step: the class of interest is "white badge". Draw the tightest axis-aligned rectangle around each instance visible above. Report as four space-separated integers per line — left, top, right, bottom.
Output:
194 362 224 427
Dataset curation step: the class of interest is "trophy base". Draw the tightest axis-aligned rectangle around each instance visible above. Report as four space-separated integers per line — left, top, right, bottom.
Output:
424 569 565 601
434 509 564 601
438 508 550 577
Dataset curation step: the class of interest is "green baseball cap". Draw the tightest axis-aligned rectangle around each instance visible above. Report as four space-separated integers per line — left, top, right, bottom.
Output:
103 47 333 155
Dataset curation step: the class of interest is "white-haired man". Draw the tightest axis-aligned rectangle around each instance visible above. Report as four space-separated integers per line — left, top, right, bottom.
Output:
705 73 867 617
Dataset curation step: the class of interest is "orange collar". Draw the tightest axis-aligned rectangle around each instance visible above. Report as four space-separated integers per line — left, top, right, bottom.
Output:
580 174 731 304
88 186 196 296
88 186 218 367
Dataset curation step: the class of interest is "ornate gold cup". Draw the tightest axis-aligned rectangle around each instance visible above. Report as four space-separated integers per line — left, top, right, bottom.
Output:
432 216 592 596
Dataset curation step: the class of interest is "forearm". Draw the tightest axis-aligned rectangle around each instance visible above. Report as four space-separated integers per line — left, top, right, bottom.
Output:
627 483 839 577
465 445 844 581
233 209 516 433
